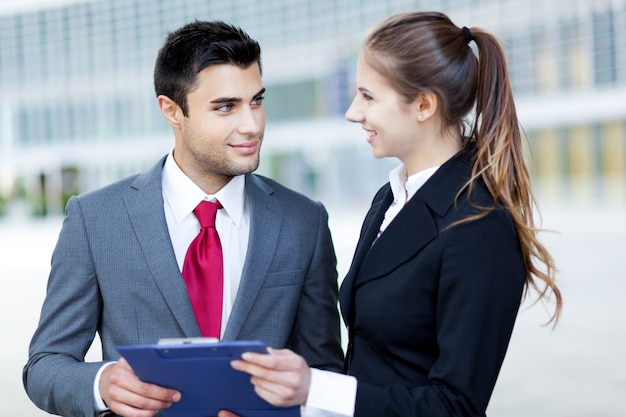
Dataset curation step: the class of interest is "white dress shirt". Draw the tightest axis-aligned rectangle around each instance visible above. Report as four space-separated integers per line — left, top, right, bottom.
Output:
379 163 440 235
161 151 250 334
302 163 439 417
95 152 250 411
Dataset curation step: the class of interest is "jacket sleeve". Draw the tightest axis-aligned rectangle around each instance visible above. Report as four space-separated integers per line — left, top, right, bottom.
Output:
288 201 345 372
23 196 105 417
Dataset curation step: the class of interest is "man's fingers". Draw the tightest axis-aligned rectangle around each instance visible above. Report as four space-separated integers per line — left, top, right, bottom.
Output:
218 411 242 417
107 383 178 411
102 358 181 416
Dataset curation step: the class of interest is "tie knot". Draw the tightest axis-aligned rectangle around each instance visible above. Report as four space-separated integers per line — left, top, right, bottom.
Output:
194 200 222 228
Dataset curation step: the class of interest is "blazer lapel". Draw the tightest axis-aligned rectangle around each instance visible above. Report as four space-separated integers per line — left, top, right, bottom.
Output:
340 149 475 317
222 174 282 341
124 157 200 337
351 187 393 276
356 199 437 286
339 186 391 322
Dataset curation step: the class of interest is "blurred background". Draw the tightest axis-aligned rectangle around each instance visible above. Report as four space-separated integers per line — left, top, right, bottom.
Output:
0 0 624 415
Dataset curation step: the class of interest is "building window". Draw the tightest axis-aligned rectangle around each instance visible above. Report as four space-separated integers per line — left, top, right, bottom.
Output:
592 10 617 86
507 32 535 96
559 19 590 89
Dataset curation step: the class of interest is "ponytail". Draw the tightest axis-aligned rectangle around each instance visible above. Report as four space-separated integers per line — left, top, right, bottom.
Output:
468 28 562 325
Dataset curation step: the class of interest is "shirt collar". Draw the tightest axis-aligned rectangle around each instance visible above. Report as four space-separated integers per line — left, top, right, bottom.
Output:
162 152 246 227
388 163 440 205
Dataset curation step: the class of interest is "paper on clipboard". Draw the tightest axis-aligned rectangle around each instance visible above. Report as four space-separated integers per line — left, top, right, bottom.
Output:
116 340 299 417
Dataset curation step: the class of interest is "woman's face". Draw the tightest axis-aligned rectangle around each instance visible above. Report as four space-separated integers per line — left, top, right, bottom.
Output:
345 53 422 167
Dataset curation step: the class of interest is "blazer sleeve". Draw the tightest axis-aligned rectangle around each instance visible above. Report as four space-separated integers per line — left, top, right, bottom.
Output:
23 196 106 417
353 209 526 417
287 201 344 372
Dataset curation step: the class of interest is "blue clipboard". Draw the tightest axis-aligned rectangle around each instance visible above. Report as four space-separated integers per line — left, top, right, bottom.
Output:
116 340 300 417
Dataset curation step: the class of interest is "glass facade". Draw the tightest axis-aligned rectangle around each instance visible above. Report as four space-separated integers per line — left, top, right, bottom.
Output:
1 0 625 216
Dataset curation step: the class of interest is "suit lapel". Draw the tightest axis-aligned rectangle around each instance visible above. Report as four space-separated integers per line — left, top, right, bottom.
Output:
356 198 437 286
222 174 281 340
339 187 391 322
124 157 200 337
340 149 475 321
350 187 392 277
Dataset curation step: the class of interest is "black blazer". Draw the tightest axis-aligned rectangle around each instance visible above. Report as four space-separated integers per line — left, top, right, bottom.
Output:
339 149 525 417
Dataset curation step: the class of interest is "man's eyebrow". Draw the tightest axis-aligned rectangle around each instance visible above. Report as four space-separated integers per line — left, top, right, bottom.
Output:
210 96 242 104
209 88 266 104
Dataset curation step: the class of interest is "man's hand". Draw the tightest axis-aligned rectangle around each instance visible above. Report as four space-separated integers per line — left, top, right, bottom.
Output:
230 347 311 407
100 357 181 417
217 412 240 417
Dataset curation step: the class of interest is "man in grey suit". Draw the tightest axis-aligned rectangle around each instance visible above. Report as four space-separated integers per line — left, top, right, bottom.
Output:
23 20 343 417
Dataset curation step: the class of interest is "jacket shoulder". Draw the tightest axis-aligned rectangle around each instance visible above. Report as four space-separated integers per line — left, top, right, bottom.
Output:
67 174 141 211
69 157 165 208
249 174 324 210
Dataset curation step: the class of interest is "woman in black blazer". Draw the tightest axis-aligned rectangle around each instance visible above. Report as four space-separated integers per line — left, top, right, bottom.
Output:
229 11 562 417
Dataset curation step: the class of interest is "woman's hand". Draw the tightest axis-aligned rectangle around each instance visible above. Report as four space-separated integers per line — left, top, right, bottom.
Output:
230 347 311 407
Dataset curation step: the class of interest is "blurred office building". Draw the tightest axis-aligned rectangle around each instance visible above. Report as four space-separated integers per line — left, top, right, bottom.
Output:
0 0 625 217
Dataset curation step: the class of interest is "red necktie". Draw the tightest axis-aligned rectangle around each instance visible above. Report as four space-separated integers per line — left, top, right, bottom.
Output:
182 200 223 338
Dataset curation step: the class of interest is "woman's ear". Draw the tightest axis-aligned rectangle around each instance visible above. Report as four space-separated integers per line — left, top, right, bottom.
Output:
157 95 183 128
414 92 438 122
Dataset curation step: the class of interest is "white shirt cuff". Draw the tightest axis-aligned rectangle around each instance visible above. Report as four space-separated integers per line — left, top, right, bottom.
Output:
94 362 116 412
302 368 357 417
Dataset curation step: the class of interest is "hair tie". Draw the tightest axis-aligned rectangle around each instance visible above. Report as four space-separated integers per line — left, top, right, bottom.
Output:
462 26 473 44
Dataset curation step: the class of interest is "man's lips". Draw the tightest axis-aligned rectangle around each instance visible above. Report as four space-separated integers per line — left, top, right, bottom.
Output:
230 141 260 155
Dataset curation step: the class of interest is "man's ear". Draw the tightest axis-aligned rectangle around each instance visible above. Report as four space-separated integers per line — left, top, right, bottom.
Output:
157 95 183 128
413 92 438 122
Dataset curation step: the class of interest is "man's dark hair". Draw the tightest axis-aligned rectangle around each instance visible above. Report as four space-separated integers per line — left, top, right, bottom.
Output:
154 20 262 116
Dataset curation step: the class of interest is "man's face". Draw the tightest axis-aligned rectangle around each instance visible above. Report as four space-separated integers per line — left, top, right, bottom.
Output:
173 63 265 193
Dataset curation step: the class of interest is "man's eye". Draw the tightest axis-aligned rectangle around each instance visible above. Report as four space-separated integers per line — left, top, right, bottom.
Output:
216 104 234 112
252 96 265 105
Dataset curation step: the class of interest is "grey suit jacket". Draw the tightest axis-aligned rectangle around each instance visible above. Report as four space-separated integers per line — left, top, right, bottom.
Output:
23 156 343 417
